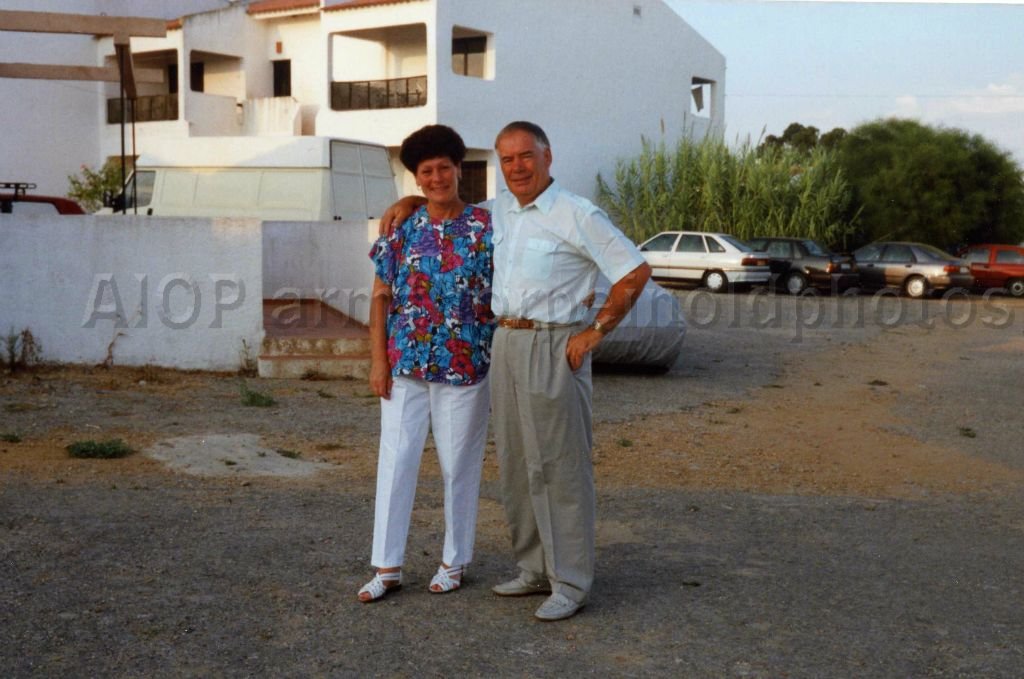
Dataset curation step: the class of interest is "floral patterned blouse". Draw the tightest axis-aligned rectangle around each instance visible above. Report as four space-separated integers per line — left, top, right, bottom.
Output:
370 204 494 386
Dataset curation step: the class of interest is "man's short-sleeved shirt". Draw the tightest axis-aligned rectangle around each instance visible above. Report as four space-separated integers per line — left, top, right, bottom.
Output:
370 204 494 386
490 180 645 323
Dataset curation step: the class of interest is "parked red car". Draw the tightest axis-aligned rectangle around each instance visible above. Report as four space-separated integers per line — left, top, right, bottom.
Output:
1 182 85 215
961 244 1024 297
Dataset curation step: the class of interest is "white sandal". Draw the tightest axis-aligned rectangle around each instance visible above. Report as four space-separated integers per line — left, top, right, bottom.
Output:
358 570 402 603
429 564 465 594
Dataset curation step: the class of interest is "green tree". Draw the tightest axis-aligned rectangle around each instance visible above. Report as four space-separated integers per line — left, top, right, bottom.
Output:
67 161 123 212
838 118 1024 250
761 123 847 154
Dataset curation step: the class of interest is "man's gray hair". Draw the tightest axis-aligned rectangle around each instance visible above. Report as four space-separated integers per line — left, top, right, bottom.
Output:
495 121 550 150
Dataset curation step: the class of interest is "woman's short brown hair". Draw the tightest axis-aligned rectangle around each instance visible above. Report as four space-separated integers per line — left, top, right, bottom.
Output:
399 124 467 173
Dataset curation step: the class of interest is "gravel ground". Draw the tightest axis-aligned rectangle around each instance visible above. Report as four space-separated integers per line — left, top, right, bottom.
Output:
2 289 1023 678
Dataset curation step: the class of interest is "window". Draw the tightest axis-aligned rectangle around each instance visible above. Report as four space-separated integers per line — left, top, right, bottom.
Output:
995 249 1024 264
856 244 881 262
691 77 714 116
964 248 990 263
705 236 727 253
458 161 487 205
640 233 679 252
452 36 486 78
765 241 792 258
190 62 204 92
802 240 829 256
168 64 178 94
881 244 914 262
125 170 156 210
273 60 291 97
677 234 705 253
720 235 753 252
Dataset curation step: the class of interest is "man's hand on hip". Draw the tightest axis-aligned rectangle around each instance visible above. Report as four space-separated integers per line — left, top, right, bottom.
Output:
566 328 604 371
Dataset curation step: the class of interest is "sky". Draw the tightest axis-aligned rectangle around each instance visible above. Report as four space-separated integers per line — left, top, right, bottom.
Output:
664 0 1024 164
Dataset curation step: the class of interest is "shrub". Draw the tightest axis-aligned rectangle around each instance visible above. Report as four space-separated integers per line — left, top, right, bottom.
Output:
67 161 124 213
67 439 134 459
240 382 276 407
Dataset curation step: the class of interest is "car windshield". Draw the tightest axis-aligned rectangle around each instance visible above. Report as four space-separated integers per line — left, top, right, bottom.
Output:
914 244 955 262
802 240 830 256
720 235 753 252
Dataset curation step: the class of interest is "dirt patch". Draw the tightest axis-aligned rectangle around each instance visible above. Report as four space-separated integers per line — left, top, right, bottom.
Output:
592 322 1024 498
2 315 1021 499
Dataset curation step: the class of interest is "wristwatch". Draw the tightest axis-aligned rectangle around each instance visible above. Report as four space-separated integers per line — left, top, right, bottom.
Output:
591 319 609 335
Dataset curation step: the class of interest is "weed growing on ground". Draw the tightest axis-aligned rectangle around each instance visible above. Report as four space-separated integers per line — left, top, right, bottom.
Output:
316 389 335 399
4 327 42 372
276 449 301 459
240 381 276 407
2 433 22 443
959 427 978 438
238 340 258 377
66 439 134 459
617 438 634 448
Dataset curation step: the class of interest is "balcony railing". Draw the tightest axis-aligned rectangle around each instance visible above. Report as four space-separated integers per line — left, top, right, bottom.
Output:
107 94 179 124
330 75 427 111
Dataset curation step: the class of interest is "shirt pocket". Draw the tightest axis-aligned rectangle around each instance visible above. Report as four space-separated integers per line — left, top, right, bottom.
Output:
520 237 557 280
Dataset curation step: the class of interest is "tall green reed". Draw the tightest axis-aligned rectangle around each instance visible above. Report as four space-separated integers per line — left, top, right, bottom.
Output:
597 134 858 249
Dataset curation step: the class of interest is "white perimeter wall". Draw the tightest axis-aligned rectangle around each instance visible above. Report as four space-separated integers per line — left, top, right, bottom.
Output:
0 215 264 371
262 219 379 325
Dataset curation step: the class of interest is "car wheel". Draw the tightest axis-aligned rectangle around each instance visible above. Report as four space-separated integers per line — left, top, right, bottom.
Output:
1007 278 1024 298
785 272 808 295
903 275 928 299
703 270 728 293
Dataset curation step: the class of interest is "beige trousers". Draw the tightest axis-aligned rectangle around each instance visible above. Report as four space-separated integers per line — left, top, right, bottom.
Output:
490 325 595 604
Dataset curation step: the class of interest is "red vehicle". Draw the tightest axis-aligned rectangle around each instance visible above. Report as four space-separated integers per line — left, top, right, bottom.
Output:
961 244 1024 297
1 182 85 216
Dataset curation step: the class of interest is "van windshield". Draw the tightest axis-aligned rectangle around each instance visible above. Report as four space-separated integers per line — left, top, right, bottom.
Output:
124 170 155 210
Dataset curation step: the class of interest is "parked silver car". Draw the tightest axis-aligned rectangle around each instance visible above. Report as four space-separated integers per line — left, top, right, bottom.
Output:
639 231 771 293
852 242 973 298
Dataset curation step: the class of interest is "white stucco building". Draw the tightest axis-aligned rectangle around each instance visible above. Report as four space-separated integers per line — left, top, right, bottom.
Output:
1 0 724 204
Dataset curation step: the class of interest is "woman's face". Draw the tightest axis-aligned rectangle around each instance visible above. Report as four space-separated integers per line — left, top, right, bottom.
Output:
415 156 461 204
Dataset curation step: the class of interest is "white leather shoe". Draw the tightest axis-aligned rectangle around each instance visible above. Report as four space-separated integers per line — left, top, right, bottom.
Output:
534 593 584 621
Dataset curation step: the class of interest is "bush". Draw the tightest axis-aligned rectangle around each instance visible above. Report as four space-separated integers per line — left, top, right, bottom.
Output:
67 161 124 212
67 439 134 459
240 382 276 407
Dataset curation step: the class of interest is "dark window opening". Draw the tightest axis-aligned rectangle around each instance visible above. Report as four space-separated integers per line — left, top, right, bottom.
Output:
168 64 178 94
452 36 486 78
190 62 205 93
459 161 487 205
273 59 291 97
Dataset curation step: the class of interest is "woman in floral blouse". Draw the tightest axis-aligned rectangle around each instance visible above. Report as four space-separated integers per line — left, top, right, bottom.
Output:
358 125 494 603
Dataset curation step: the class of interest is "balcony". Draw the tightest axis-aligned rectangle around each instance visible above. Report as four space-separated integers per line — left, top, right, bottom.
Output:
330 75 427 112
107 94 179 124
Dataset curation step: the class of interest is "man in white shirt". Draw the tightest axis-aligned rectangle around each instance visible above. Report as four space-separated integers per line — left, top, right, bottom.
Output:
487 122 651 621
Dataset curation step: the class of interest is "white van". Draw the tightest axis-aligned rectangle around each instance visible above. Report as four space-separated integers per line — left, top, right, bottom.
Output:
112 136 396 222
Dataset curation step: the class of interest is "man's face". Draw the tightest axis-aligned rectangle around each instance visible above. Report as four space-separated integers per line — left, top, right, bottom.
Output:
496 129 553 206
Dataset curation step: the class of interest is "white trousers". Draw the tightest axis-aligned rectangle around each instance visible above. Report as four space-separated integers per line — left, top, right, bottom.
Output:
371 375 490 569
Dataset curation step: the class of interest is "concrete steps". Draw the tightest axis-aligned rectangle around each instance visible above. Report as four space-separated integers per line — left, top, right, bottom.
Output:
258 299 372 379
